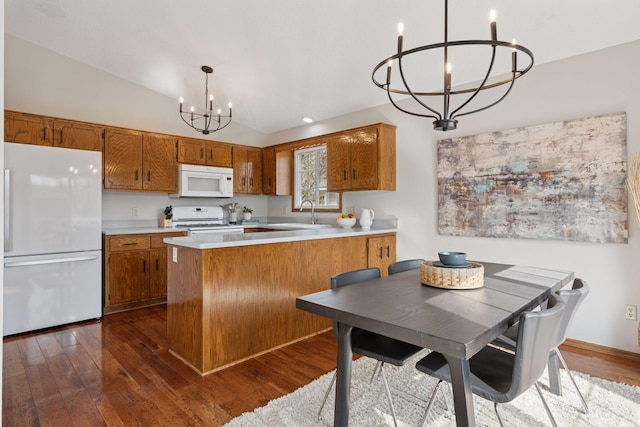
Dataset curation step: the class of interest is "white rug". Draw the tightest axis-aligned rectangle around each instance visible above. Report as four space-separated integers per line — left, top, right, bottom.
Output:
223 352 640 426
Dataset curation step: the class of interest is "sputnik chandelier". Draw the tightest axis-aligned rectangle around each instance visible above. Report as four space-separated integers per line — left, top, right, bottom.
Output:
372 0 534 131
179 66 232 135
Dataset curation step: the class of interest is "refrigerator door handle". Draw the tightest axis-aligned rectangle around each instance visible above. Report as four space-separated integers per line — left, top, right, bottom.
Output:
4 169 11 253
5 255 99 268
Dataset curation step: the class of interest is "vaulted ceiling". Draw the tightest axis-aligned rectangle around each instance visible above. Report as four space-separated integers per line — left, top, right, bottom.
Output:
6 0 640 134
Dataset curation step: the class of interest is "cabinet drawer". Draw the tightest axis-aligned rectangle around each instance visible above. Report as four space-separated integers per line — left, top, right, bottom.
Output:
150 232 186 248
109 235 150 251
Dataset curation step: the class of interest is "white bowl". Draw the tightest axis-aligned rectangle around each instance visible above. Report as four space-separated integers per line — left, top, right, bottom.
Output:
337 217 356 228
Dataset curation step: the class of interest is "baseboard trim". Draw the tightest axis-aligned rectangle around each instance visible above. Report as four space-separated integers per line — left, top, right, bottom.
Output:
561 338 640 363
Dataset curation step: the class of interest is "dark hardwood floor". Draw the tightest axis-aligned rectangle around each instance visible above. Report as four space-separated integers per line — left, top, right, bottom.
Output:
3 304 639 426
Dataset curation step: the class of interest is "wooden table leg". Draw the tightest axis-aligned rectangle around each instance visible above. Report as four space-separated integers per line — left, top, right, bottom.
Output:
335 323 353 427
444 354 475 427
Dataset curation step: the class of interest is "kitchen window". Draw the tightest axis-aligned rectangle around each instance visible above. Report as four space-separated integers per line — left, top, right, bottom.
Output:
294 145 340 210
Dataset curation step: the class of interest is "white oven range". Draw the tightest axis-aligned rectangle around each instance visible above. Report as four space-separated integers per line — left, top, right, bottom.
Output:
171 206 244 236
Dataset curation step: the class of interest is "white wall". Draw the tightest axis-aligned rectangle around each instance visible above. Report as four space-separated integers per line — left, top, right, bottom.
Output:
5 34 640 353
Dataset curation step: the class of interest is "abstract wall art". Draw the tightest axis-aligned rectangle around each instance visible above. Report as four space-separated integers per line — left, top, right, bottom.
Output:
437 112 628 243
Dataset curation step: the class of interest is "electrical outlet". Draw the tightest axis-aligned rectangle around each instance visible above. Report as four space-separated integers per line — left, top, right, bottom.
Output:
625 304 637 321
172 247 178 263
132 207 138 217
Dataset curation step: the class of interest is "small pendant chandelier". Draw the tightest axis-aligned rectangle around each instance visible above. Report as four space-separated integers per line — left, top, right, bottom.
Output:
372 0 534 131
179 66 232 135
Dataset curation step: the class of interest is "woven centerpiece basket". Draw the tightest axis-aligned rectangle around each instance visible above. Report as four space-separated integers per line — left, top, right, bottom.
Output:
421 260 484 289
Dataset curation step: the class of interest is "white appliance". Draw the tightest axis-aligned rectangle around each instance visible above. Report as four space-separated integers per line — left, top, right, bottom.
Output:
172 206 244 236
170 164 234 198
3 143 102 336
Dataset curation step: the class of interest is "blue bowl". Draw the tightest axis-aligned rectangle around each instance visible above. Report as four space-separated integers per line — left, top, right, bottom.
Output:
438 251 467 266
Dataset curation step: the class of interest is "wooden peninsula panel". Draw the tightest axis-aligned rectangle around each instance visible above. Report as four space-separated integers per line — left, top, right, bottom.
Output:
167 234 375 374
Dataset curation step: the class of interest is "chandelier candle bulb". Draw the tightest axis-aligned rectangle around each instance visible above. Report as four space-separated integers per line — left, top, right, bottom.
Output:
386 60 392 86
490 10 497 41
512 50 517 72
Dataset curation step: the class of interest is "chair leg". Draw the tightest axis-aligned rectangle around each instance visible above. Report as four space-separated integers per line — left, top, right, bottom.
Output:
534 382 558 427
379 364 398 427
419 379 442 427
493 402 506 427
318 370 337 421
557 349 589 413
370 360 382 384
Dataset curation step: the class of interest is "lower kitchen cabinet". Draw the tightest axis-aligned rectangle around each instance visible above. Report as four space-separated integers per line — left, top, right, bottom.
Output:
103 231 186 313
367 234 396 276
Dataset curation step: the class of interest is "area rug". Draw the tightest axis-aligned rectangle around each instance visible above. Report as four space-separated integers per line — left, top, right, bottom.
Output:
223 352 640 426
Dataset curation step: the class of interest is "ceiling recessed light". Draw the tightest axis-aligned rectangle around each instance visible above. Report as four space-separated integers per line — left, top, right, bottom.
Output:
302 117 314 123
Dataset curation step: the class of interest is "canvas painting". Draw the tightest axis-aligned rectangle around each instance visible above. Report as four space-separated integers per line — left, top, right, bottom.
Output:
437 112 628 243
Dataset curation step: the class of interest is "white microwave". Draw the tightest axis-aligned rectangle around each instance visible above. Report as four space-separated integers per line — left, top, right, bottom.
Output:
170 164 234 198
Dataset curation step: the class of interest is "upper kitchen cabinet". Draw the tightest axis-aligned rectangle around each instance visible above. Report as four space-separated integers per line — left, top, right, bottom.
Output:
233 146 263 194
4 110 54 146
262 147 275 195
104 128 178 192
263 147 293 196
177 137 233 167
53 119 103 151
327 123 396 192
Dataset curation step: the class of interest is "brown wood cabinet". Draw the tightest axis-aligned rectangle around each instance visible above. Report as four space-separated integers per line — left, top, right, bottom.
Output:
178 138 233 167
262 147 275 195
327 123 396 192
4 111 54 146
262 148 293 196
367 233 397 277
53 119 103 151
103 231 186 313
233 146 263 194
5 111 104 151
104 128 177 192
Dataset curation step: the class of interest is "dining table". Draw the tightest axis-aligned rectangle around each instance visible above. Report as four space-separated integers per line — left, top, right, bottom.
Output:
295 261 574 427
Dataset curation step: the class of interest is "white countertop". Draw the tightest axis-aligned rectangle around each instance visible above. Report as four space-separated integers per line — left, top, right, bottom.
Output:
163 226 397 249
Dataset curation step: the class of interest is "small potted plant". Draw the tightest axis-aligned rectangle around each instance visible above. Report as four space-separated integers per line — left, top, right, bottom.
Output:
242 206 253 220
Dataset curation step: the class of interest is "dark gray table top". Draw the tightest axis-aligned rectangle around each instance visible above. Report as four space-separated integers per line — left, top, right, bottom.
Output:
296 262 574 359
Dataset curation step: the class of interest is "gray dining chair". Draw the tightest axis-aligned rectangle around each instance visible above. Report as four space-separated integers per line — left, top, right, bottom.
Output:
493 278 590 413
388 258 425 275
318 267 423 426
416 294 566 427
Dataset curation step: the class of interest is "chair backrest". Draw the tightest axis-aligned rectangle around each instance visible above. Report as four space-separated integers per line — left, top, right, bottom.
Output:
554 278 590 347
507 294 565 401
330 268 381 340
388 259 425 275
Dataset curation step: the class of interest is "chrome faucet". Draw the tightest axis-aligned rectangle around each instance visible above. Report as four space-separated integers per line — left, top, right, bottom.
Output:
300 199 317 224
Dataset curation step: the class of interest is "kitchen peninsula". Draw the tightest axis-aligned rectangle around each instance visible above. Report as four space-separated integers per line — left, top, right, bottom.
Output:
163 224 397 374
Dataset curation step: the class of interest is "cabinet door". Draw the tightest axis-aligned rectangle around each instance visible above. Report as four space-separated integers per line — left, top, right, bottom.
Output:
247 147 263 194
177 138 206 164
206 142 233 167
4 111 53 146
107 251 149 305
143 133 178 192
275 150 292 196
233 146 248 193
54 120 103 151
367 235 396 277
350 128 379 190
149 249 167 299
327 132 352 191
262 147 275 195
104 128 143 190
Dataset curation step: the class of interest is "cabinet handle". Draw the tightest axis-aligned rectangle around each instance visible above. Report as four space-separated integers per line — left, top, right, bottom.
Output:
200 148 204 159
343 170 347 181
42 128 48 142
379 247 383 259
242 177 246 186
135 170 139 181
250 178 253 187
352 169 356 180
386 246 390 258
209 149 213 159
122 242 138 246
147 171 151 181
58 130 63 145
142 260 146 273
155 259 159 271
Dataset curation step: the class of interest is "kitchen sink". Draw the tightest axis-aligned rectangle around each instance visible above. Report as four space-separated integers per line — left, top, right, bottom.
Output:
267 223 336 229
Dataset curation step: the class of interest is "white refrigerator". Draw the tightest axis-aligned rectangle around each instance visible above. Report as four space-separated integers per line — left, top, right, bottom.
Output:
3 142 102 336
